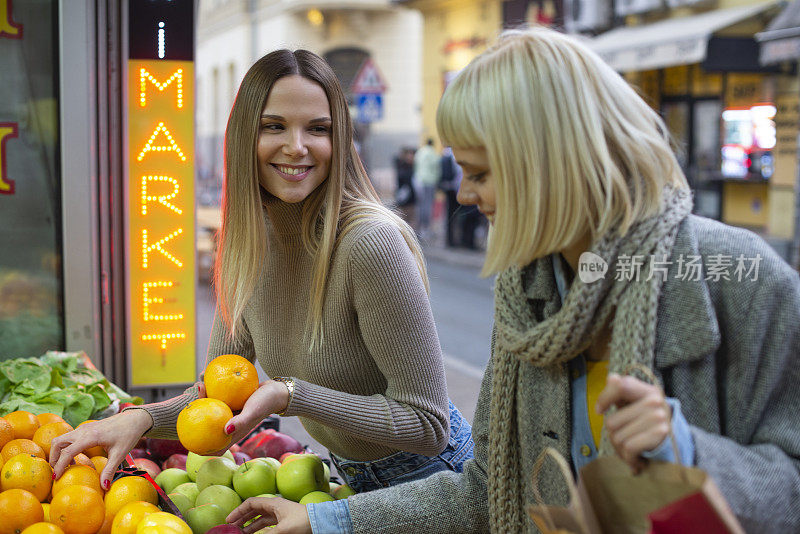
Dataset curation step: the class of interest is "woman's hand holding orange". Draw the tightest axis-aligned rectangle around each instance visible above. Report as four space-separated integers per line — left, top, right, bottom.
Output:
596 373 671 471
49 408 154 489
197 380 290 456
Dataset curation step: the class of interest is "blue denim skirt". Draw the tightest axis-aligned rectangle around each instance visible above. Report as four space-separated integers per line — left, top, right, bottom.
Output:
329 400 474 493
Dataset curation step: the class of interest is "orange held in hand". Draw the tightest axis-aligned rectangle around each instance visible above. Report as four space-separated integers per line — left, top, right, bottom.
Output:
203 354 259 411
176 398 233 455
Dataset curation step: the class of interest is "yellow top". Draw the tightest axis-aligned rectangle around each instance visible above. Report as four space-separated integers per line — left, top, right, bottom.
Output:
586 360 609 448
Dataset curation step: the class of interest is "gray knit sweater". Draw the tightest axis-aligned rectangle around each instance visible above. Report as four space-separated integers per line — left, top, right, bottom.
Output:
343 215 800 533
140 199 450 461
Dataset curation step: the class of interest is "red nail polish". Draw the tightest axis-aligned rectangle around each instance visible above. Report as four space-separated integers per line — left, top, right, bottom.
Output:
226 424 235 434
52 472 56 480
103 479 110 489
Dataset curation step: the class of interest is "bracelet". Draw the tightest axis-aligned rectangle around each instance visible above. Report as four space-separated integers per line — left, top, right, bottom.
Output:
272 376 294 416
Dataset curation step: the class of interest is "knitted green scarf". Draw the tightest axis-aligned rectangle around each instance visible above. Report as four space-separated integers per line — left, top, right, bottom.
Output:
488 186 693 532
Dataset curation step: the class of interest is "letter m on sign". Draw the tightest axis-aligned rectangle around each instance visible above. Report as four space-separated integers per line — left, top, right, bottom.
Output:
139 67 184 108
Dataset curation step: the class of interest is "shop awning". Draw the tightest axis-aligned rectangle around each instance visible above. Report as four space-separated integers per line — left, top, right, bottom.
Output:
588 1 780 72
756 0 800 64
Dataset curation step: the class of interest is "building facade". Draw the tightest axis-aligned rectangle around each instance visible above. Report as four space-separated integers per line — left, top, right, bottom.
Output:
196 0 424 199
405 0 798 265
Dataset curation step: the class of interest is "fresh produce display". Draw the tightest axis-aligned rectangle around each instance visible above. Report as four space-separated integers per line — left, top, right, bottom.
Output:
0 352 355 534
161 451 353 533
0 352 142 426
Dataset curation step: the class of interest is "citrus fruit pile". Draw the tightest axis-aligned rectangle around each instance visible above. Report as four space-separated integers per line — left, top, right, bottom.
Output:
176 355 258 455
0 410 192 534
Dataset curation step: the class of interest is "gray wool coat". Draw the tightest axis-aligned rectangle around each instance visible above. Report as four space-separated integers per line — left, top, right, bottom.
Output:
343 215 800 533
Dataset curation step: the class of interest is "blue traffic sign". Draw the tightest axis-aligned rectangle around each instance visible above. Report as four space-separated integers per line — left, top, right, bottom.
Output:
356 93 383 123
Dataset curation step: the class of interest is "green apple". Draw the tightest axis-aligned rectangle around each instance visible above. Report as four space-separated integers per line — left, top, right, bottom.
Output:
196 457 236 491
256 493 277 498
185 503 227 534
276 454 328 502
195 484 242 516
232 460 277 499
173 482 200 505
332 484 356 500
167 491 194 516
155 468 191 494
299 491 335 504
322 461 330 482
186 451 235 481
329 482 340 494
185 452 206 482
255 456 281 471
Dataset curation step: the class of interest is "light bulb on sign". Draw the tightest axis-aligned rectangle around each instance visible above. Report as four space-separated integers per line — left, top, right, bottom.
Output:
139 69 184 108
141 175 182 215
137 122 187 161
158 21 166 59
142 227 184 268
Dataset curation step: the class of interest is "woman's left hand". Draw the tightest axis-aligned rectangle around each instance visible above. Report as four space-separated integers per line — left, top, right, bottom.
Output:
596 373 671 471
198 380 290 456
226 496 311 534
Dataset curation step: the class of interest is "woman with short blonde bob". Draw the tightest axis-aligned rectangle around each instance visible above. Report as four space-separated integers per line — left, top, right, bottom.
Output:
50 49 474 498
239 27 800 533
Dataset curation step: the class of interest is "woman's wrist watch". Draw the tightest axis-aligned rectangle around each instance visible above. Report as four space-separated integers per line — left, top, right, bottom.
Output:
271 376 294 416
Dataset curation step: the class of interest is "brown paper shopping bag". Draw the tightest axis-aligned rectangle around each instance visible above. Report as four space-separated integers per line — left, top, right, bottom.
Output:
578 453 743 534
528 364 744 534
526 447 602 534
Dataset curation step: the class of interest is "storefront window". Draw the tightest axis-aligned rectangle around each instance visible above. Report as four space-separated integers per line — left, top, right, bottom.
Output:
662 101 689 169
0 1 63 359
692 99 722 182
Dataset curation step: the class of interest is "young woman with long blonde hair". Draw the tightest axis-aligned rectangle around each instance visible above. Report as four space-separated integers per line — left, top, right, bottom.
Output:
50 49 473 496
231 27 800 534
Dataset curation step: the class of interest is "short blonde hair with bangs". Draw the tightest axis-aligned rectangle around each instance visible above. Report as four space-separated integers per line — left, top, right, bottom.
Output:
437 27 687 276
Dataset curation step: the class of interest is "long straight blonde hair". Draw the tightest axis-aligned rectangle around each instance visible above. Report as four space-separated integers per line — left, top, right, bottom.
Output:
437 27 688 276
217 49 427 349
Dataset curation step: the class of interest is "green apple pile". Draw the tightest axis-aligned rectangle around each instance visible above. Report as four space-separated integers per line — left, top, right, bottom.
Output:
154 450 355 534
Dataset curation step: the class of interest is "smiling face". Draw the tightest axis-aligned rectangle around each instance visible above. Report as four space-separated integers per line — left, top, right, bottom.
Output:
452 146 495 224
257 75 333 203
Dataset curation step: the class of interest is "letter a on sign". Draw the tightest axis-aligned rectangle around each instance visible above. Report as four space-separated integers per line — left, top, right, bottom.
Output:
350 58 387 95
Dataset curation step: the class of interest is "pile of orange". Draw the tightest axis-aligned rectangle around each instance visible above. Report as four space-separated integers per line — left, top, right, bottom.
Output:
0 409 192 533
176 354 258 455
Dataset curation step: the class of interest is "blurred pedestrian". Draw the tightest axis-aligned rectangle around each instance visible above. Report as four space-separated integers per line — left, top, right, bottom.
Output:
439 147 462 247
393 147 417 229
413 138 440 239
50 49 473 495
235 27 800 533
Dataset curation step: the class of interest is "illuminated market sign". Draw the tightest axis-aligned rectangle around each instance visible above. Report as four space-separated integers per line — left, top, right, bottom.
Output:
127 0 195 387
